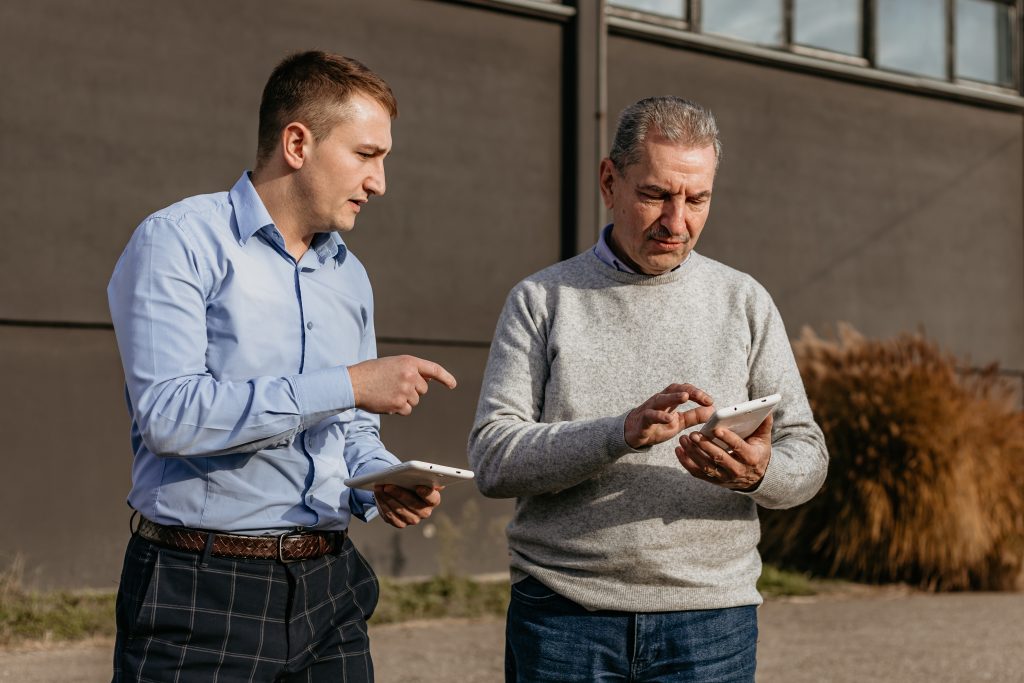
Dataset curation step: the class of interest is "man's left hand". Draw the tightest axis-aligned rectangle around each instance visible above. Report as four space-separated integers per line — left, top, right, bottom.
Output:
374 484 442 528
674 414 773 491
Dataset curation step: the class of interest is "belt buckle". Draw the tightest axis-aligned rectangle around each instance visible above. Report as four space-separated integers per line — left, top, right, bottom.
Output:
277 529 304 564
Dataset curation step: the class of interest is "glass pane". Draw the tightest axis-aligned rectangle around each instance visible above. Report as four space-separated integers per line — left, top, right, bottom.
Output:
794 0 861 56
703 0 784 46
876 0 947 79
956 0 1014 86
610 0 686 20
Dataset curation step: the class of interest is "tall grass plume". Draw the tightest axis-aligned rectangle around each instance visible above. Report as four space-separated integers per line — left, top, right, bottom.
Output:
760 324 1024 591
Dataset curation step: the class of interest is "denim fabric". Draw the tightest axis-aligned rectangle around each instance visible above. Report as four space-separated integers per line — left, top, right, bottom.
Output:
505 576 757 682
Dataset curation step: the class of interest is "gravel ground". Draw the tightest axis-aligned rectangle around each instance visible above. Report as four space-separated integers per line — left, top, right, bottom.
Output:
3 589 1023 682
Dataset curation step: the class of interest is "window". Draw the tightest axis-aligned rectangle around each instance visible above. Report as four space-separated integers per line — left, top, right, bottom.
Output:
702 0 784 46
793 0 861 56
876 0 947 80
956 0 1014 86
606 0 1022 95
611 0 687 20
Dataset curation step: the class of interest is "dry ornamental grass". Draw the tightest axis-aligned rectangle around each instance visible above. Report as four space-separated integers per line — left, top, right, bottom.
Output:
760 324 1024 591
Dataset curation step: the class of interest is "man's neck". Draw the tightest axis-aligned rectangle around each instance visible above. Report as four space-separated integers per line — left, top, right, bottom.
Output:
251 168 312 261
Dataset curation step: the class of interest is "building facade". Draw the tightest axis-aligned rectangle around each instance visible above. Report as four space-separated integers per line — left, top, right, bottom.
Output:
1 0 1021 588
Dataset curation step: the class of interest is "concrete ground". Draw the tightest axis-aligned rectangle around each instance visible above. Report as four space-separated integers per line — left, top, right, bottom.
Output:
2 588 1023 682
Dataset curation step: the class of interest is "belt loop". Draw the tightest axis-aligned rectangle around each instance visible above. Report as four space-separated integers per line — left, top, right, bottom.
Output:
199 530 217 567
128 510 140 536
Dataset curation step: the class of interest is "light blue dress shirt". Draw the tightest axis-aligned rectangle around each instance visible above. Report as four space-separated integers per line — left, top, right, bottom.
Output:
107 172 399 534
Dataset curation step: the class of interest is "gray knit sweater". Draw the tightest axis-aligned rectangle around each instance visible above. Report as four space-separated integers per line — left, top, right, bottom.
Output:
468 249 828 612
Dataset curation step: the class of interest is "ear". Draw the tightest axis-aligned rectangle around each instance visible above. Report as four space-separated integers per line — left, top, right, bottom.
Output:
280 122 313 171
598 158 617 210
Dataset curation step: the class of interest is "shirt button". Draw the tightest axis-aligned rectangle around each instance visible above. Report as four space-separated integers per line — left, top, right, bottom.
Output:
306 322 314 330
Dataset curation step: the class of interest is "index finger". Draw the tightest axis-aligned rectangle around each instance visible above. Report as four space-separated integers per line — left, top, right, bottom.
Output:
414 358 457 389
646 391 691 412
677 384 713 406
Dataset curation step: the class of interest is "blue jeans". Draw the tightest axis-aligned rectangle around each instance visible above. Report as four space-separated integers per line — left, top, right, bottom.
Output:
505 576 757 683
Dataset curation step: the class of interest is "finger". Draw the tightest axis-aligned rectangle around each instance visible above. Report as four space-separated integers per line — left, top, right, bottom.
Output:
374 494 409 528
415 485 444 506
380 484 436 517
376 490 424 525
675 444 721 482
640 407 676 427
645 391 690 412
675 404 716 430
684 387 714 406
664 384 713 406
414 358 458 389
708 425 747 454
688 432 744 477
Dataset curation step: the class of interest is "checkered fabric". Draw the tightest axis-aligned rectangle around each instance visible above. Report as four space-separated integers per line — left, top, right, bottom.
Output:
112 531 379 682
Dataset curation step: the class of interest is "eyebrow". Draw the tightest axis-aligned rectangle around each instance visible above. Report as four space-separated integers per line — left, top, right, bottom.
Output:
358 145 390 157
637 184 712 200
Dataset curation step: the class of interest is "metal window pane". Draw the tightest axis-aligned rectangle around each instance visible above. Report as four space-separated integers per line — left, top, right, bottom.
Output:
610 0 686 20
794 0 861 56
702 0 784 46
876 0 947 79
956 0 1014 86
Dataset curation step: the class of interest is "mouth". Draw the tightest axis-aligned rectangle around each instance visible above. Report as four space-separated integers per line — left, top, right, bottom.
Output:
648 234 688 252
348 198 367 213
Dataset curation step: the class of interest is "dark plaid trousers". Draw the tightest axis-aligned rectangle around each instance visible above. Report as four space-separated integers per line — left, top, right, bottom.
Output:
112 531 379 682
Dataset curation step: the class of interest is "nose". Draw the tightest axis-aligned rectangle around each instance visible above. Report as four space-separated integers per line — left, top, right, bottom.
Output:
365 160 386 197
661 198 687 236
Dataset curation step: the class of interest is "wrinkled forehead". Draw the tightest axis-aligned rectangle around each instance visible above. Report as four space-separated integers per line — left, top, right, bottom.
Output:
625 138 718 182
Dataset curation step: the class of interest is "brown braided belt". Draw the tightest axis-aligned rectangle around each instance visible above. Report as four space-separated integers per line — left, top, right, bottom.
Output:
137 517 346 563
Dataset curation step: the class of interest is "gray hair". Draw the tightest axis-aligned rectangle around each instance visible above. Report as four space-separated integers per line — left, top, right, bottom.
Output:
608 96 722 172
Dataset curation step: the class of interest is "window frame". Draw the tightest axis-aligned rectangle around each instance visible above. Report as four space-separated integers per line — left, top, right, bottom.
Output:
605 0 1024 98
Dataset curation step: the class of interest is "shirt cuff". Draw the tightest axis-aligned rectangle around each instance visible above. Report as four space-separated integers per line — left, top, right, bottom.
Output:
289 366 355 427
349 488 379 522
347 459 396 523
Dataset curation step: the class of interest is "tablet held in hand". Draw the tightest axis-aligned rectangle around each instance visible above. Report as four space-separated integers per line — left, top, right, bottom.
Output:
344 460 475 491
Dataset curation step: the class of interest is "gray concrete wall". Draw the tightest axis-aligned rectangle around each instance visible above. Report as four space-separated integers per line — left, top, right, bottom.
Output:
1 1 1020 589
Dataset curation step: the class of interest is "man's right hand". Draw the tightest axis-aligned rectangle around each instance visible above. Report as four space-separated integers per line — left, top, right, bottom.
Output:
624 383 715 449
348 355 457 415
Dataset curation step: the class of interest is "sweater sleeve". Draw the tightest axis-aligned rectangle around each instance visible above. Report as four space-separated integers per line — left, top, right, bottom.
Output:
468 283 637 498
739 293 829 509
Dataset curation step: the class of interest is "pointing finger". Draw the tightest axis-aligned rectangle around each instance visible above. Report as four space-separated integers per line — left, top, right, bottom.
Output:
415 358 457 389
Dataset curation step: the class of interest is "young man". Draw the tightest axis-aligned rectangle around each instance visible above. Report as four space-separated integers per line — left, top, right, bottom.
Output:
108 51 456 682
470 96 828 682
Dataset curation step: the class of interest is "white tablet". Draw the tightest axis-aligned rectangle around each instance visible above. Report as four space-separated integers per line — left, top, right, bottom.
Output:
343 460 475 491
697 393 781 450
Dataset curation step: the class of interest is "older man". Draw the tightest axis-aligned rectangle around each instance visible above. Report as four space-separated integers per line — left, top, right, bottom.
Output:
108 51 456 682
469 96 828 682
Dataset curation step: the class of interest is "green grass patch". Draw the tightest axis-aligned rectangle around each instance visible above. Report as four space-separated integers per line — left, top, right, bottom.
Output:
757 564 818 597
372 575 510 624
0 564 822 645
0 588 116 646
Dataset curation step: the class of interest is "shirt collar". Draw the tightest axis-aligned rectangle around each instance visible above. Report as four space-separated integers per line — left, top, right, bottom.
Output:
593 224 637 274
593 223 690 275
229 171 348 264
